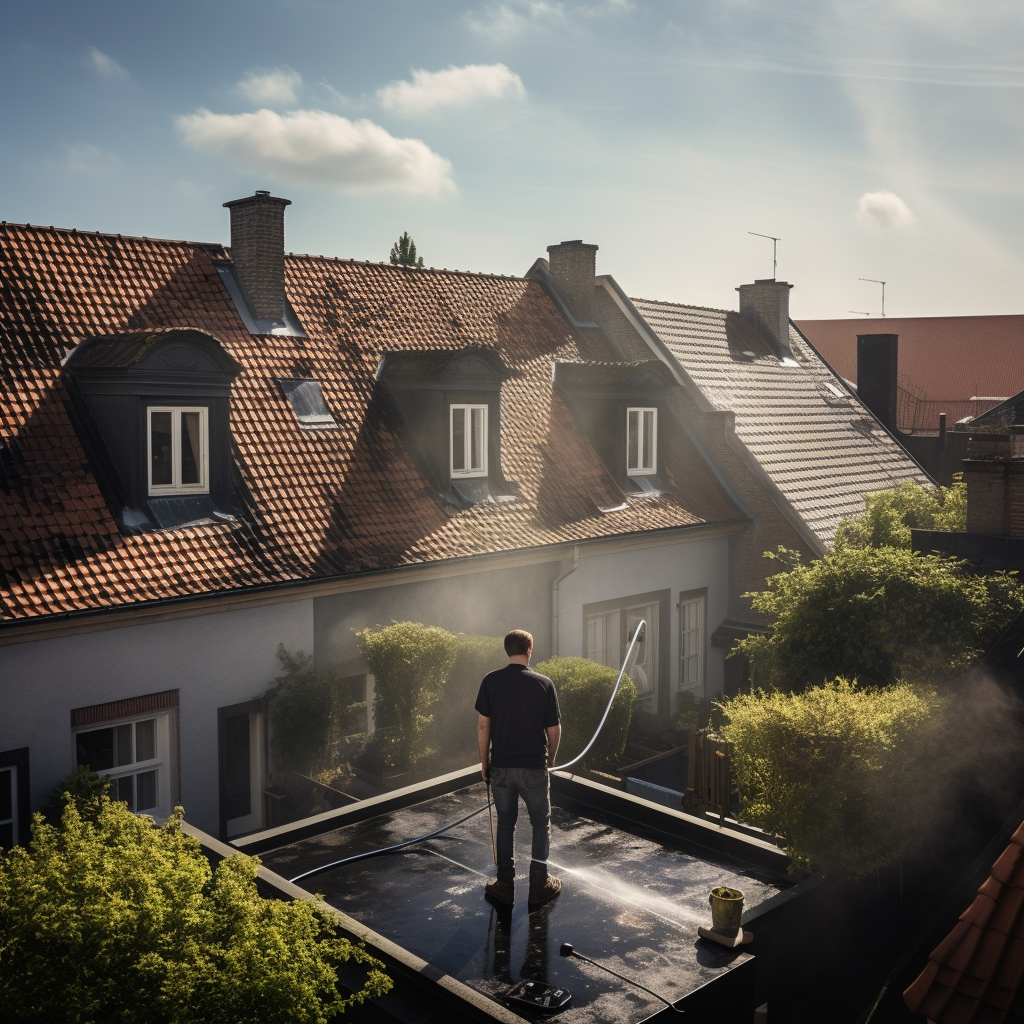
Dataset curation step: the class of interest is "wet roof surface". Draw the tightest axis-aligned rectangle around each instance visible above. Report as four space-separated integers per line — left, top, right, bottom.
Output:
260 784 788 1023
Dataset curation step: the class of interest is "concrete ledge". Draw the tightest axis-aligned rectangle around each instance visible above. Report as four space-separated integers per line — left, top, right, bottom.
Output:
232 765 481 855
183 820 525 1024
550 771 790 873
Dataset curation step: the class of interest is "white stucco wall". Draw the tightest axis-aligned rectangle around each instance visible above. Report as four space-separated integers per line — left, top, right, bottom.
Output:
0 599 313 836
555 532 730 702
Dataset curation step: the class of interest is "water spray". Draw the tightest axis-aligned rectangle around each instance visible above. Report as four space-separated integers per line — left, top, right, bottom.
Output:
288 621 646 885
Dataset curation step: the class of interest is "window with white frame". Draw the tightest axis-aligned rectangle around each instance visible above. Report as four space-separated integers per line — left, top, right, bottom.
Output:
75 714 172 817
627 407 657 476
450 404 488 478
148 406 208 496
584 594 662 705
0 766 17 849
679 593 706 699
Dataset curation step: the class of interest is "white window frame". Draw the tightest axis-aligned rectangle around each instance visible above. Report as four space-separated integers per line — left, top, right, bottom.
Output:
450 404 488 479
0 765 18 848
678 593 706 700
147 406 209 496
627 406 657 476
584 594 662 708
73 713 173 820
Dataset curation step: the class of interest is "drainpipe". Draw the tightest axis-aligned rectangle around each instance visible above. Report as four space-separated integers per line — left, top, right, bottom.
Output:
551 544 580 658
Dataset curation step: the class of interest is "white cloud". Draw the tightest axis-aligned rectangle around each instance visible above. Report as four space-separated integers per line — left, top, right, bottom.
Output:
856 190 915 229
466 0 631 39
175 108 455 196
232 67 302 107
60 143 121 175
378 64 526 116
86 47 128 82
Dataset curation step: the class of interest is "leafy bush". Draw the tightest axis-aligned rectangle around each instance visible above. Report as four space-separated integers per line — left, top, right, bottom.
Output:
674 690 724 733
0 797 390 1022
721 679 943 878
267 646 366 778
834 476 966 550
736 546 1024 690
426 633 506 762
534 657 637 770
38 765 110 826
357 622 458 771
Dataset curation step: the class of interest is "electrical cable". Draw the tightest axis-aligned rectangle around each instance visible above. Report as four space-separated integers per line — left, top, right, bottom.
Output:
559 943 684 1013
287 620 646 885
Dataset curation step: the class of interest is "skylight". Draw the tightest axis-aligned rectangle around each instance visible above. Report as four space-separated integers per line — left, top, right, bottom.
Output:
278 379 338 429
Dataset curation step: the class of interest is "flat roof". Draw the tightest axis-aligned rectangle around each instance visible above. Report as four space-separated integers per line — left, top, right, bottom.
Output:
259 782 789 1023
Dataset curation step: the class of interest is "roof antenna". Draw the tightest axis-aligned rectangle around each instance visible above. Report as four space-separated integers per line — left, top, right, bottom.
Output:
748 232 780 279
849 310 872 317
859 278 886 317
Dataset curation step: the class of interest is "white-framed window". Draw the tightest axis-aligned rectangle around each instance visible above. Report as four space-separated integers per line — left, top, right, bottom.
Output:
75 714 172 818
679 593 706 699
584 593 663 706
627 407 657 476
0 766 17 849
450 404 488 478
148 406 208 496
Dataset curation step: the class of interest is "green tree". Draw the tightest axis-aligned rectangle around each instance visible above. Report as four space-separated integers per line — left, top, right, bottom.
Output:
735 546 1023 691
720 679 943 878
0 798 390 1023
388 232 424 268
834 476 966 550
533 657 637 770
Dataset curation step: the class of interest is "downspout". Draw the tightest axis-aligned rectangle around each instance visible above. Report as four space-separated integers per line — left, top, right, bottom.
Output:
551 544 580 658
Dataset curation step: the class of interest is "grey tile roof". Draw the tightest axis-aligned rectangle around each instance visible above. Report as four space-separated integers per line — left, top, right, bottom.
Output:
629 298 931 546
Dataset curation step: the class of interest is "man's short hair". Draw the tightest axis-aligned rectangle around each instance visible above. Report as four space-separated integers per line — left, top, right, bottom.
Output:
504 630 533 657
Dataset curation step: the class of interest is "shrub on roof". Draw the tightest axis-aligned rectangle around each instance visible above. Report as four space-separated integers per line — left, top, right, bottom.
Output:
720 678 944 878
834 476 966 550
735 545 1023 691
0 797 390 1023
533 657 637 771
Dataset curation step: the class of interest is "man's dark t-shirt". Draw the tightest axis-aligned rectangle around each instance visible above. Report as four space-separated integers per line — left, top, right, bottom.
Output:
475 665 560 770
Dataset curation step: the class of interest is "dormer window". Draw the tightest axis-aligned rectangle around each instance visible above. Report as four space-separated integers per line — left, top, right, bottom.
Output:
627 407 657 476
451 404 488 478
148 407 208 495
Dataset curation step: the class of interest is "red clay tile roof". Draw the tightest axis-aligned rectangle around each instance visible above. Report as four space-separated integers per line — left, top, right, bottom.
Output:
904 819 1024 1023
0 223 741 625
796 316 1024 433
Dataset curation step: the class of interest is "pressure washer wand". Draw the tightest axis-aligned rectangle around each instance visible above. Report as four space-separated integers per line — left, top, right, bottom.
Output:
485 777 496 865
559 943 684 1013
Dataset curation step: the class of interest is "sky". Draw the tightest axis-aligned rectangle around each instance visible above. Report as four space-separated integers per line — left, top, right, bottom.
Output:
1 0 1022 318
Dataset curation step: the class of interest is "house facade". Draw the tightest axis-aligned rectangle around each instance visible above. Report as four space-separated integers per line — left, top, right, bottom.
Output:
0 196 743 841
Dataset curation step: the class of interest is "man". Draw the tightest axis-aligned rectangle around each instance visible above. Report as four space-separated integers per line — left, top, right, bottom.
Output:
475 629 562 908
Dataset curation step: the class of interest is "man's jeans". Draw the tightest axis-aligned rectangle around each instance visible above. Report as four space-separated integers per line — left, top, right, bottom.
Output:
490 767 551 889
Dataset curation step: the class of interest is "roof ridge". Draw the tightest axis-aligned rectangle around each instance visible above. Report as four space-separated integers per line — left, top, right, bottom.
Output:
630 295 732 316
284 251 527 282
0 221 227 251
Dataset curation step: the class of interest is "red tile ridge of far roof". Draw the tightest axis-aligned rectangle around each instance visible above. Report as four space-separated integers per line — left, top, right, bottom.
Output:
904 818 1024 1023
630 295 738 316
1 221 527 283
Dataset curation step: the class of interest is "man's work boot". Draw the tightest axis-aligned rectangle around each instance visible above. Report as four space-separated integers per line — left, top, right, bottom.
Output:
528 875 561 908
485 877 515 906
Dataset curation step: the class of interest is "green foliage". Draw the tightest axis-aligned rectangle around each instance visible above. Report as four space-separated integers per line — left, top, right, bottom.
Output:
38 765 110 826
834 476 967 550
0 798 390 1023
426 634 506 761
357 622 458 771
736 546 1024 690
674 690 724 733
388 231 424 268
721 679 943 878
268 646 366 777
533 657 637 770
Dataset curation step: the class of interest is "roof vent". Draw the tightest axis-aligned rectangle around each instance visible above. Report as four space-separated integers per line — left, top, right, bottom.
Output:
278 379 338 429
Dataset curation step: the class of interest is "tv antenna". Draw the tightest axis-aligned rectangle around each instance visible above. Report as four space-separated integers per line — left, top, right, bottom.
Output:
849 310 872 317
748 232 780 279
859 278 886 317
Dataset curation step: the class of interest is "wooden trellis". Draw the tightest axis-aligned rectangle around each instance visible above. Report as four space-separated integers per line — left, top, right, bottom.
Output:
684 727 730 819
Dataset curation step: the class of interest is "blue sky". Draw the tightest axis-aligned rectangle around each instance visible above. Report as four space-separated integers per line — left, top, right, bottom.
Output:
2 0 1022 317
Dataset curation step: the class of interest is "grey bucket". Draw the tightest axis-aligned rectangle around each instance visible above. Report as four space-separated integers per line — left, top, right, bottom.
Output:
708 886 744 937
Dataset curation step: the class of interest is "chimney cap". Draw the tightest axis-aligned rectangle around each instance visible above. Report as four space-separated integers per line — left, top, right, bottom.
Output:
547 239 598 250
223 191 292 209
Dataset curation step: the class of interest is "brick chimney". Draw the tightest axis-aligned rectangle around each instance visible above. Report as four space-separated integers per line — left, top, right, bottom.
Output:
856 334 899 431
546 240 598 324
963 426 1024 537
736 279 793 354
223 191 291 322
